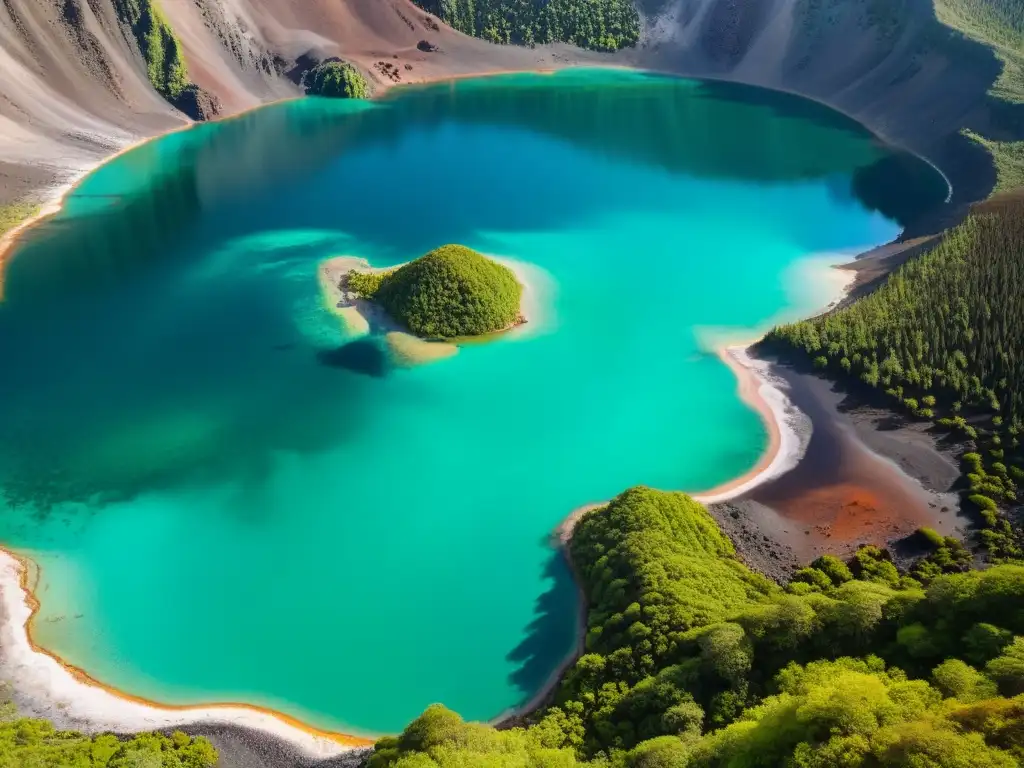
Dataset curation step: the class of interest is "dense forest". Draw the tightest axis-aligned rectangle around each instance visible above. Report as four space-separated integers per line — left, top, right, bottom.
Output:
0 707 217 767
411 0 640 51
304 61 370 99
763 196 1024 560
346 245 522 338
368 487 1024 767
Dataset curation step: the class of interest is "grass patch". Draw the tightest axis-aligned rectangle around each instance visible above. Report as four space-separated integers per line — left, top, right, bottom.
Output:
0 201 40 239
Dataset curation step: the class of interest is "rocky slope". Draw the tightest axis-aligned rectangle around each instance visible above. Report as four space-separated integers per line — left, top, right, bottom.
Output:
0 0 1011 214
631 0 1001 196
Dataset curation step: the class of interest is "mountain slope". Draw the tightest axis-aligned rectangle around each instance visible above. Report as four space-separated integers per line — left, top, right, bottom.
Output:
0 0 1019 229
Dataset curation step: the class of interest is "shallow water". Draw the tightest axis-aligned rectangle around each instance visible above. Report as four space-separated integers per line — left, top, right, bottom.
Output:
0 69 945 734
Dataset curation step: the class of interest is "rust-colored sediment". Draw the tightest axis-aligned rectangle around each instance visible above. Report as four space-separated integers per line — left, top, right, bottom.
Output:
774 484 923 547
2 546 373 748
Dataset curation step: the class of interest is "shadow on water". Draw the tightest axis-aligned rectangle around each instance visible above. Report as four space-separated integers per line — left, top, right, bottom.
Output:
316 338 391 378
506 551 580 704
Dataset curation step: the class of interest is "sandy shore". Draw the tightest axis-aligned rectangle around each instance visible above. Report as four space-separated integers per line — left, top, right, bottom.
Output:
693 345 811 504
0 549 370 755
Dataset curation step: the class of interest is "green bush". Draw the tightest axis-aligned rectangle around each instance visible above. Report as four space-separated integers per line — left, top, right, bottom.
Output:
931 658 998 701
916 527 947 549
986 637 1024 695
963 622 1014 665
346 269 392 298
811 554 855 584
372 245 522 338
305 61 369 99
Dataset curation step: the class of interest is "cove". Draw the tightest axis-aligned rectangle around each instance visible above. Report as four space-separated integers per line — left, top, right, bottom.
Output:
0 69 946 735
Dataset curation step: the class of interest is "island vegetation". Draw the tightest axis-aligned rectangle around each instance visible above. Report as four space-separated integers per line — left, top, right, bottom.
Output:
411 0 639 51
369 487 1024 767
304 61 370 99
762 195 1024 561
346 244 523 338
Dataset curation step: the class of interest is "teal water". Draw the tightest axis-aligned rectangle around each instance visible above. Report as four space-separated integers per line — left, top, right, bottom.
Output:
0 69 945 734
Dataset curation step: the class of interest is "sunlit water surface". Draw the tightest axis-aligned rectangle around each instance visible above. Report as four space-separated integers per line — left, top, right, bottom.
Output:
0 69 945 734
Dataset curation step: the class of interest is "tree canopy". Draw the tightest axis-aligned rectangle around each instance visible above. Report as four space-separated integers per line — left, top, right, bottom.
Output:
763 198 1024 560
369 488 1024 767
412 0 639 51
305 61 370 99
348 244 523 338
0 710 217 768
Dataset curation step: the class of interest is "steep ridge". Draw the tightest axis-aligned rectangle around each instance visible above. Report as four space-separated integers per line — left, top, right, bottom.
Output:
0 0 599 217
0 0 182 202
630 0 1001 200
0 0 1017 246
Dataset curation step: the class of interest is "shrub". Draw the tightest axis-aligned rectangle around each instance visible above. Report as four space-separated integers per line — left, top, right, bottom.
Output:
918 527 946 548
346 269 392 298
963 623 1013 665
986 637 1024 696
970 494 999 513
305 61 369 98
812 554 855 584
372 245 522 338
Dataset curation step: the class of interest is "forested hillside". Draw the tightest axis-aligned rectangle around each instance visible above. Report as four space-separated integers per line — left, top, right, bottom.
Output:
411 0 640 50
763 196 1024 560
0 713 217 766
368 488 1024 767
935 0 1024 190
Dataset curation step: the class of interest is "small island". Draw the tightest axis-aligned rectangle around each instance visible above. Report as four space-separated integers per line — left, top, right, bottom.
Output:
319 244 531 368
345 244 525 339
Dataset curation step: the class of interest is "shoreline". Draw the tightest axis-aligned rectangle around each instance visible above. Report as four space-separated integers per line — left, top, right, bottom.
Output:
0 547 372 754
0 95 305 299
0 63 943 752
318 253 544 365
516 260 861 715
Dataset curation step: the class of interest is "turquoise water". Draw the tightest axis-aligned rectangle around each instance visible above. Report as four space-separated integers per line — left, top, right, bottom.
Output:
0 70 945 734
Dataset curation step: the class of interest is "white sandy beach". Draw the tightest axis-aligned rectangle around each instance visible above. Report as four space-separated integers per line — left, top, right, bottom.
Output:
0 550 367 753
